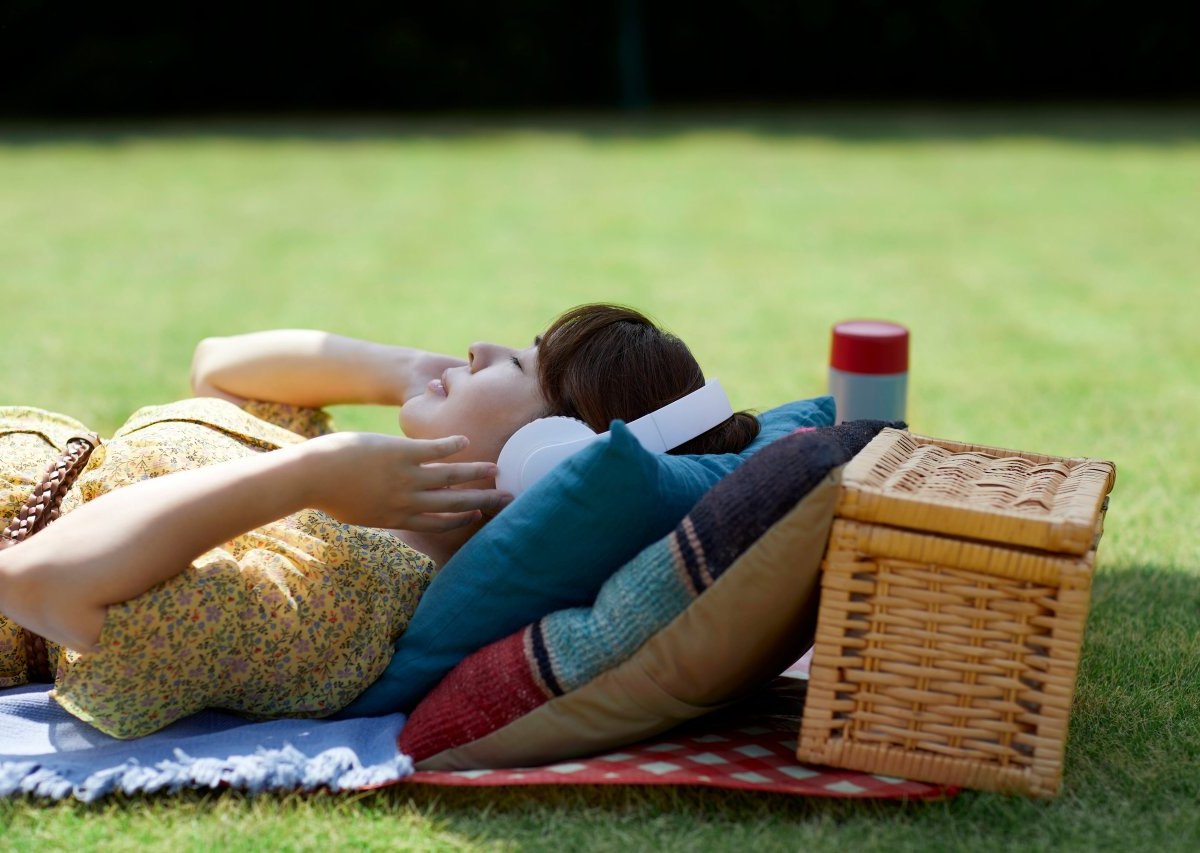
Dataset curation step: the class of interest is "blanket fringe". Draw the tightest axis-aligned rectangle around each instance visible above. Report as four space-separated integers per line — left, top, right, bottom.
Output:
1 744 414 802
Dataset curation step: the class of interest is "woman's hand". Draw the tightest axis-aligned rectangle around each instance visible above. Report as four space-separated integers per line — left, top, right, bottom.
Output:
300 432 509 531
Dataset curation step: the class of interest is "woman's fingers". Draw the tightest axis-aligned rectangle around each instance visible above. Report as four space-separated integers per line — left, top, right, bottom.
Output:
406 435 472 462
410 487 512 515
402 510 485 533
398 436 500 487
419 461 499 488
315 433 514 528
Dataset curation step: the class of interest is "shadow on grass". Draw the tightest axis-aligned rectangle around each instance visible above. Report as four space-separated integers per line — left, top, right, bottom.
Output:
2 104 1200 147
1068 563 1200 797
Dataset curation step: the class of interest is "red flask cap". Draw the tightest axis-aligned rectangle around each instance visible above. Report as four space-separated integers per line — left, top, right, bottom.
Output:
830 320 909 375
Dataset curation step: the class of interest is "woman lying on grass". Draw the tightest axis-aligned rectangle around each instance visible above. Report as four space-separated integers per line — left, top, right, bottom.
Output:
0 304 758 738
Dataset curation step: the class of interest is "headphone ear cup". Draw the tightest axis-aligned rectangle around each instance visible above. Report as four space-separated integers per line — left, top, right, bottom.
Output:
496 416 598 495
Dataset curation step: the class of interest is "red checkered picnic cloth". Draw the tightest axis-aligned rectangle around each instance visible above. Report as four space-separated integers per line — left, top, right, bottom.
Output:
405 668 953 800
408 723 946 799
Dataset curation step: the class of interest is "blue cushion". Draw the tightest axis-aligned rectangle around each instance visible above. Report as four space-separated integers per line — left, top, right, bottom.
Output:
340 395 835 716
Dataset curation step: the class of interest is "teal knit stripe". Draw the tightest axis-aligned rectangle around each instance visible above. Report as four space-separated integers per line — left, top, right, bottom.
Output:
535 532 694 695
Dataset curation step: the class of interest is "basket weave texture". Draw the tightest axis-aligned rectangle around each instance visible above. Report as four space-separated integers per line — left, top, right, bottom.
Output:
798 430 1115 797
835 430 1114 555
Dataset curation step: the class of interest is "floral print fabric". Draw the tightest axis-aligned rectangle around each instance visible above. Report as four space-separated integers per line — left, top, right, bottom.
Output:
0 399 436 738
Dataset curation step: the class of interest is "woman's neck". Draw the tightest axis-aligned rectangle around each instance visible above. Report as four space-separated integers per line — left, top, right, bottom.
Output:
386 475 498 567
392 516 484 568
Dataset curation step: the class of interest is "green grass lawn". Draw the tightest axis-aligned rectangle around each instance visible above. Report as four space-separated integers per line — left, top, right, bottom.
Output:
1 107 1198 850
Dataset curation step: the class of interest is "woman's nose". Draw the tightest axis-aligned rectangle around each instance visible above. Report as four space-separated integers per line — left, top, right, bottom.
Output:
468 342 500 372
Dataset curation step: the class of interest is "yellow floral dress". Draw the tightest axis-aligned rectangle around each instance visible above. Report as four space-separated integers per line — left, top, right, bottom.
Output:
0 399 436 739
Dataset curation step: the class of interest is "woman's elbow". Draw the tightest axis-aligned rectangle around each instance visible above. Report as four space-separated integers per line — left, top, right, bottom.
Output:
0 546 48 633
190 337 244 403
1 541 110 653
190 337 220 392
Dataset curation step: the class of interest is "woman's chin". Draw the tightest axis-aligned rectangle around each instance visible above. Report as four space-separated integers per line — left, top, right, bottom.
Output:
397 400 433 437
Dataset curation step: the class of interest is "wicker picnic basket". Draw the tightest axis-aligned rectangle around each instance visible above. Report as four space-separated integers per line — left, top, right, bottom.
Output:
797 429 1116 797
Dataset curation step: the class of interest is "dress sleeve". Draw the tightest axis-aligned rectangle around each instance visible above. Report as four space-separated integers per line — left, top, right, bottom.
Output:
239 401 335 439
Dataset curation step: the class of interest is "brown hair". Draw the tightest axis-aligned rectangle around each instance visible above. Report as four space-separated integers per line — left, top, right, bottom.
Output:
537 304 760 455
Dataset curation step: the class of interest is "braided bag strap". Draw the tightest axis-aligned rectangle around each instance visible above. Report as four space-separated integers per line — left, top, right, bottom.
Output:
1 434 100 682
1 434 100 546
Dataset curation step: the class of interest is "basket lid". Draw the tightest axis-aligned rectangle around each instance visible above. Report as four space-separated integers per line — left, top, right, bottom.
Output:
837 429 1116 556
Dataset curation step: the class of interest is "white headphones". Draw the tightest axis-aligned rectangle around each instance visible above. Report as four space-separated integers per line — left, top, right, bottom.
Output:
496 378 734 495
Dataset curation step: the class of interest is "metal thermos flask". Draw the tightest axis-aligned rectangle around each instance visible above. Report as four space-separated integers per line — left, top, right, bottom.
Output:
828 320 909 424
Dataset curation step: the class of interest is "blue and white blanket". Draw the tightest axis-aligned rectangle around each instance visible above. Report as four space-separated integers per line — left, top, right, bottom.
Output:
0 685 412 802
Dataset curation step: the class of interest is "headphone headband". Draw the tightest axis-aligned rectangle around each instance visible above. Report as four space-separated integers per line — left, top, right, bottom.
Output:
496 379 734 496
622 379 734 453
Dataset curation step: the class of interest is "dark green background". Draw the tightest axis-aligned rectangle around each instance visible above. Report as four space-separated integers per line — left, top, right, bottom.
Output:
2 1 1196 116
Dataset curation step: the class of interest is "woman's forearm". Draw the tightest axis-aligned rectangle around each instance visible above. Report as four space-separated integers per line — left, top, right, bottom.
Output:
0 443 316 651
190 330 449 408
0 432 504 653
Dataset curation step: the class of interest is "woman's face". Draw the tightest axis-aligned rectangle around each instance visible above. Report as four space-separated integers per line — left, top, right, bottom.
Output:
400 341 547 466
